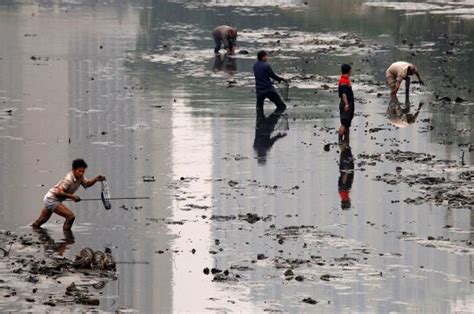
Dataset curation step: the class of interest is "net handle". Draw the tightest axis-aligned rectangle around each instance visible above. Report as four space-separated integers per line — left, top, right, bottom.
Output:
66 197 150 201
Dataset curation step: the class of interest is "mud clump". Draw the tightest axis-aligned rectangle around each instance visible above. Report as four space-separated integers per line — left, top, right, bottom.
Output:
284 269 294 277
241 213 261 224
0 230 118 310
302 297 318 305
359 150 473 210
295 275 305 282
73 248 116 271
211 213 272 224
142 176 156 182
212 272 239 282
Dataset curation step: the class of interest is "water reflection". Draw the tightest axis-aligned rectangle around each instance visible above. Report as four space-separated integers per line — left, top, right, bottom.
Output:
253 107 288 165
33 228 75 257
386 95 423 128
338 144 354 210
212 53 237 75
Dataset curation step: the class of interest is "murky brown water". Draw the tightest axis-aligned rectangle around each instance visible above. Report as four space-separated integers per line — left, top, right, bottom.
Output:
0 0 473 312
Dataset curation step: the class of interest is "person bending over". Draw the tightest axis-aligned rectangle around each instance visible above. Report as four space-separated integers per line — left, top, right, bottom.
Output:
212 25 238 55
386 61 424 100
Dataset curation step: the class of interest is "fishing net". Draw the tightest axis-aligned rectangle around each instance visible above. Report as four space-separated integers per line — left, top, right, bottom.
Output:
277 81 290 101
101 180 112 210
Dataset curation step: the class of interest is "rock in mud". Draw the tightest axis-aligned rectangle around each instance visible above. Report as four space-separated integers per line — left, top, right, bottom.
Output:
240 213 261 224
76 297 100 306
212 273 238 282
295 275 305 282
211 215 236 222
438 96 452 102
302 297 318 305
230 265 254 271
142 176 156 182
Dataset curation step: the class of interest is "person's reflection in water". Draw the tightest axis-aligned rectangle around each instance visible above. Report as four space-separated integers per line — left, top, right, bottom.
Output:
33 228 75 256
213 54 237 75
338 144 354 210
254 107 288 165
386 95 423 128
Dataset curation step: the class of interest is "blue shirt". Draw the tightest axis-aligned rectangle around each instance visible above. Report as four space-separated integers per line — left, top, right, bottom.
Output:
253 61 283 92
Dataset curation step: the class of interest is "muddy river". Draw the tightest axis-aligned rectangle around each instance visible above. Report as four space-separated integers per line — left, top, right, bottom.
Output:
0 0 473 312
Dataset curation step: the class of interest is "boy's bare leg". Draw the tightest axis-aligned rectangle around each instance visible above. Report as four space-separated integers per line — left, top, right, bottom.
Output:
32 208 52 228
53 203 76 231
345 128 350 145
338 125 345 143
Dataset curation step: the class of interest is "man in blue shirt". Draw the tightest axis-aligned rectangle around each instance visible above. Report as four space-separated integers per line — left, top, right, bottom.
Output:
253 50 288 111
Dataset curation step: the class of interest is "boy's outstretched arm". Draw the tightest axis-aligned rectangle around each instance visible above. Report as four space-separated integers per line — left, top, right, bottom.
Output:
83 175 106 188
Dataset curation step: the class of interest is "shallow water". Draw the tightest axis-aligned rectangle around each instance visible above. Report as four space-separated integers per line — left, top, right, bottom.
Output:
0 0 473 312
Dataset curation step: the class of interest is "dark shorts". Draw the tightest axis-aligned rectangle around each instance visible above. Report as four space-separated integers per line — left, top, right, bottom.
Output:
340 118 352 128
339 102 354 128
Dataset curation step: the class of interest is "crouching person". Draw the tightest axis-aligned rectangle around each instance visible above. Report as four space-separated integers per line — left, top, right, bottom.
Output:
32 159 105 230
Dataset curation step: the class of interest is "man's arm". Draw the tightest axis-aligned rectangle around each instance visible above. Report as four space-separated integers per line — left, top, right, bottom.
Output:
226 35 236 54
392 80 401 96
342 93 350 112
55 187 80 202
414 69 424 85
268 65 285 82
83 175 106 188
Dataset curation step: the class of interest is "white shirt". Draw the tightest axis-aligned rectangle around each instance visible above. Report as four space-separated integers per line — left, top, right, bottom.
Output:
386 61 415 82
45 171 88 201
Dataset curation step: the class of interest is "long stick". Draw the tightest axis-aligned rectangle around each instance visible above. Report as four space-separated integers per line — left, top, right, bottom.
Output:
66 197 150 201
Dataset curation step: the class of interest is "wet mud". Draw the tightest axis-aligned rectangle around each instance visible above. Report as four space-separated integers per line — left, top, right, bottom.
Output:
0 230 117 311
0 0 473 312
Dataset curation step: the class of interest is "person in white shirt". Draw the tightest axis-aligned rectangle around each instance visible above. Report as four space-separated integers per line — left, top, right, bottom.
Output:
32 159 105 231
212 25 237 54
386 61 424 98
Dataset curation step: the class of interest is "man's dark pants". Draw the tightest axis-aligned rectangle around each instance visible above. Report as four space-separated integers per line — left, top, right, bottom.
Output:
256 87 286 111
